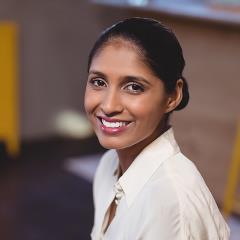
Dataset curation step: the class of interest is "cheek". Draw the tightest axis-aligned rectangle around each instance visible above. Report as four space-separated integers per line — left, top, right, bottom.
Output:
84 88 98 115
126 95 166 121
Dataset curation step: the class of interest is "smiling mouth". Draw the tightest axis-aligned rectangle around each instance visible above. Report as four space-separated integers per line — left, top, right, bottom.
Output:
97 117 131 128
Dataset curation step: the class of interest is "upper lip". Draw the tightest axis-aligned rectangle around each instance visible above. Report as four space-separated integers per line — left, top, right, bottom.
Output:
97 116 131 123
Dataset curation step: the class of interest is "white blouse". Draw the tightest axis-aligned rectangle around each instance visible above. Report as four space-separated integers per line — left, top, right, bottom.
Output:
91 128 230 240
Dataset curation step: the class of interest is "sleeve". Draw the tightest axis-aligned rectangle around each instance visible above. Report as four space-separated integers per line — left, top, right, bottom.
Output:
135 169 230 240
168 154 230 240
180 181 230 240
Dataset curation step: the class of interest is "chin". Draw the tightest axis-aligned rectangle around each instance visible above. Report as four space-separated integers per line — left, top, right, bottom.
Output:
96 136 130 150
98 139 123 150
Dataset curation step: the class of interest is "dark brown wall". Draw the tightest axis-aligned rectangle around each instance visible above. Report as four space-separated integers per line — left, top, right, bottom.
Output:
0 0 101 138
1 1 240 203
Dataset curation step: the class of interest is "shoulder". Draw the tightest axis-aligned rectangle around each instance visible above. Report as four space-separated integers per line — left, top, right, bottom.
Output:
165 152 200 179
162 153 230 239
164 152 216 206
146 152 203 206
139 152 201 209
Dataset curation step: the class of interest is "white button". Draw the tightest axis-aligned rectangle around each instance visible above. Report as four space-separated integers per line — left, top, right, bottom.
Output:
114 182 124 205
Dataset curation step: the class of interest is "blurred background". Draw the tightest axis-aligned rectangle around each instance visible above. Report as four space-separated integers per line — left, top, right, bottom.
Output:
0 0 240 239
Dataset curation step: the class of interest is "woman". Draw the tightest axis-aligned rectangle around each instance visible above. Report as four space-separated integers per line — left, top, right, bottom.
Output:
84 17 230 240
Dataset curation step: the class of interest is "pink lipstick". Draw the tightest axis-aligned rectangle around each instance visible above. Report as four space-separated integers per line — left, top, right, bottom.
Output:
97 116 131 135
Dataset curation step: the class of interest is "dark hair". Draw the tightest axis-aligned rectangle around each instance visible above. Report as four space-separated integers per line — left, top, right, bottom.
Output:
88 17 189 111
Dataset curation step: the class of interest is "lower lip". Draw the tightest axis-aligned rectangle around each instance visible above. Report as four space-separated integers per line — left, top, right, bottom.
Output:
98 121 130 135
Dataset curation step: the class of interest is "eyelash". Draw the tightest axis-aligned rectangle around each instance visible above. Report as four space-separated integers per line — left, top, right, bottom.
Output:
89 78 106 88
88 78 145 93
124 82 144 93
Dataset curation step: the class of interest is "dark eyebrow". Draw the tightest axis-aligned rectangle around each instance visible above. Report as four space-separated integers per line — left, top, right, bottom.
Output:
88 70 152 86
88 70 106 79
124 76 152 86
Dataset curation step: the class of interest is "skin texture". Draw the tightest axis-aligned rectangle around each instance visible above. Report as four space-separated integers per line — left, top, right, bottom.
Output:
84 40 183 174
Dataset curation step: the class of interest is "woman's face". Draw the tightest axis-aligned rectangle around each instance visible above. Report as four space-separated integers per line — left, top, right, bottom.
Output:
84 41 170 150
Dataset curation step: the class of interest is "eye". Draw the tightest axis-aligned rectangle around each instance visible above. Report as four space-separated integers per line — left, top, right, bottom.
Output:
89 78 107 88
124 82 144 93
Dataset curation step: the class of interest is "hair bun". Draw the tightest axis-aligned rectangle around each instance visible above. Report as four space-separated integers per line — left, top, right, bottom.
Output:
174 76 189 111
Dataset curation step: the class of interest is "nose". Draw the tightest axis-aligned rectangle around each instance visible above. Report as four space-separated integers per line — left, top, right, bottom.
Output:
101 89 123 116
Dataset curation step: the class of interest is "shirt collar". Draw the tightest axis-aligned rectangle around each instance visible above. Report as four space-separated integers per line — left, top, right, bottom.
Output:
114 127 180 207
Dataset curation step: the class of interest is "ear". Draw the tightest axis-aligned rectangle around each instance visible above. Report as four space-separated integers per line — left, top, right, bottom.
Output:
165 79 183 113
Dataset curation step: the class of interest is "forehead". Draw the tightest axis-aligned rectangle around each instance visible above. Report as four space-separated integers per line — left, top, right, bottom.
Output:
89 40 155 78
93 38 144 62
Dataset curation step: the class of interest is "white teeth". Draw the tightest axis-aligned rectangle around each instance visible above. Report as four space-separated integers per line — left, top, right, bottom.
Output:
102 119 128 128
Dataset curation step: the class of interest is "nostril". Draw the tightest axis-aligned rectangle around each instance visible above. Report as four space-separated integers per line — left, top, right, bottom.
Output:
104 111 123 118
101 98 123 115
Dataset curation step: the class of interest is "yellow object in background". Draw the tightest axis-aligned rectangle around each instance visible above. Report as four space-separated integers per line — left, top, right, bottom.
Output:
0 22 19 157
223 121 240 218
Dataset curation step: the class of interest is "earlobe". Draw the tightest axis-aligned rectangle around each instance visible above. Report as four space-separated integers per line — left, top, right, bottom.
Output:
165 97 177 113
165 79 183 113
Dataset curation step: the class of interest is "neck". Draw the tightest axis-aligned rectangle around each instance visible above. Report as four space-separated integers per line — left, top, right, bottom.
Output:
116 124 170 174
